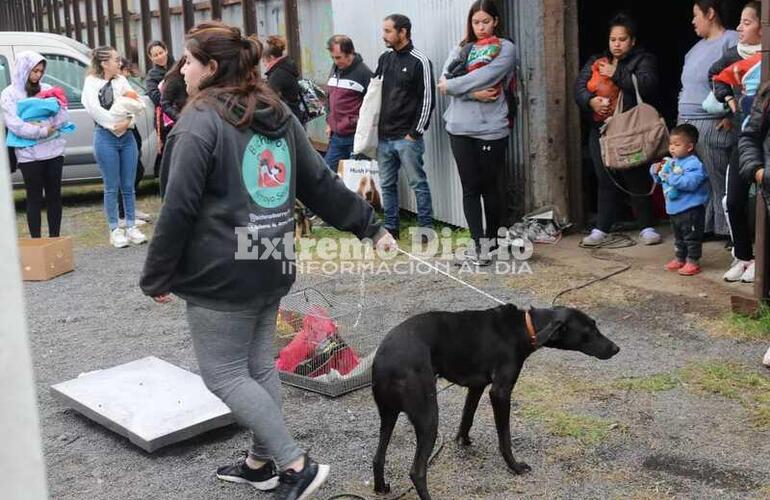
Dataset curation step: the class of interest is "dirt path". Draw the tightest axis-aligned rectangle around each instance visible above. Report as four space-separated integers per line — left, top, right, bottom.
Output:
24 223 770 499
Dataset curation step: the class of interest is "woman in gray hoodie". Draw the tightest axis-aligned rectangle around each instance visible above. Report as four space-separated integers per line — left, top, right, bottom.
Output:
438 0 517 266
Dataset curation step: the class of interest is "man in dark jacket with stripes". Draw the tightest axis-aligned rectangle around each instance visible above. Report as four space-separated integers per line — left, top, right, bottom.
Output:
376 13 435 239
325 35 373 172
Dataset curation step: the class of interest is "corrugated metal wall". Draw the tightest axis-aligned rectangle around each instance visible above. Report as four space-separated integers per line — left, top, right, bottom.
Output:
331 0 530 228
43 0 333 81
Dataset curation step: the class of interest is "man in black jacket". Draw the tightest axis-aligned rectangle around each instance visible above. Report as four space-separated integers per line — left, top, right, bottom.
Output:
376 14 435 238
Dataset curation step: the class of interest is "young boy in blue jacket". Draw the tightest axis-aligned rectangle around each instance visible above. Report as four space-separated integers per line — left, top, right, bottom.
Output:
650 124 710 276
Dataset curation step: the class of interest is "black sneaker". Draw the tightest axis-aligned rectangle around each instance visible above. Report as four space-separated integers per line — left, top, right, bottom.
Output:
216 456 279 491
274 454 330 500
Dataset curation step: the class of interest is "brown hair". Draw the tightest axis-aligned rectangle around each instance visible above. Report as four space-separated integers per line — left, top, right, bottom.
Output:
184 21 284 128
264 35 287 59
147 40 167 56
88 46 116 78
24 60 46 97
744 1 761 19
464 0 501 44
327 35 355 54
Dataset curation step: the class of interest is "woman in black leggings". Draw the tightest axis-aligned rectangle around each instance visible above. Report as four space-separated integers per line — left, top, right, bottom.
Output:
1 51 68 238
438 0 517 266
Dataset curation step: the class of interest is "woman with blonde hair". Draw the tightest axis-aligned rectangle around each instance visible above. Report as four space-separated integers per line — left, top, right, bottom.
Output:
82 46 146 247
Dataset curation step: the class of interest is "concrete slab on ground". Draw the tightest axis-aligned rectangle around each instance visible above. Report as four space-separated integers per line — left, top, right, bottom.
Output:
50 356 234 452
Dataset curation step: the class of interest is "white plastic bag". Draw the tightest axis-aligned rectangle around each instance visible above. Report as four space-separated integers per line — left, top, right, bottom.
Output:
338 159 382 210
353 76 383 158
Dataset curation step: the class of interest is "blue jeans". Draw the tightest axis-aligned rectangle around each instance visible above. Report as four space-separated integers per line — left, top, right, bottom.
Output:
94 127 138 230
324 133 354 172
377 137 433 230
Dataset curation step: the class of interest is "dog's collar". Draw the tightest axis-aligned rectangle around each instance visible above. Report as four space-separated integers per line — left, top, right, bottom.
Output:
525 310 538 350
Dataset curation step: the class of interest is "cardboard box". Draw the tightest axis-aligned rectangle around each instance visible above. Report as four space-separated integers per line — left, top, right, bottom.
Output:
18 237 74 281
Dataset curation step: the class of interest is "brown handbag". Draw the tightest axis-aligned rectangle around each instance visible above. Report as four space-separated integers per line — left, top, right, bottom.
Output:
599 74 669 170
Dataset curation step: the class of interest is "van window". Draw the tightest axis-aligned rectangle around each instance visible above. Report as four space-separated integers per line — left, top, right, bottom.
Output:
0 55 10 90
41 54 86 109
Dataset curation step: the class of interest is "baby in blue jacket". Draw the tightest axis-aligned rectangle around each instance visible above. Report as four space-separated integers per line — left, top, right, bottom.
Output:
650 124 710 276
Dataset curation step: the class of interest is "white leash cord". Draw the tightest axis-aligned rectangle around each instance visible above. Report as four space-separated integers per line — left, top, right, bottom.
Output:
395 248 507 306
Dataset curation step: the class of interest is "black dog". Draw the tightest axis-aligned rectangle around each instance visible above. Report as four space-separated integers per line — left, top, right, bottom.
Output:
371 304 620 500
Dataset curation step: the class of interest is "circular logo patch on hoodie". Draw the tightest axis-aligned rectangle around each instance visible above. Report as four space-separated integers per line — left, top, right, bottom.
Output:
242 134 292 208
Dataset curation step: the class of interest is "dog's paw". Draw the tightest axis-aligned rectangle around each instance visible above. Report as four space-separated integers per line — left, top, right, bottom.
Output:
510 461 531 475
374 482 391 494
454 434 472 447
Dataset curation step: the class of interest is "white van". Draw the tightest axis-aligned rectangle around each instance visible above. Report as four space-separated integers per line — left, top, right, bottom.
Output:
0 32 158 186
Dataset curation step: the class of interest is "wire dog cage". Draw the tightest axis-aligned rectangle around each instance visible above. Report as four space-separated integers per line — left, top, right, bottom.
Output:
275 287 383 397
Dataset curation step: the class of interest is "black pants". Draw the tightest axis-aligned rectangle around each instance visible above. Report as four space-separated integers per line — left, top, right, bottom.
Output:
118 128 143 219
19 156 64 238
588 126 655 233
449 134 508 247
671 205 705 263
724 154 753 261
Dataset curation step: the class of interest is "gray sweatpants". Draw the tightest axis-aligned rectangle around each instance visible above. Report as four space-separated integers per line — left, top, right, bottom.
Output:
186 294 303 469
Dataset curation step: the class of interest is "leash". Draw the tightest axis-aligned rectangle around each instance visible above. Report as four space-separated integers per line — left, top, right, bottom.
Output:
395 248 507 306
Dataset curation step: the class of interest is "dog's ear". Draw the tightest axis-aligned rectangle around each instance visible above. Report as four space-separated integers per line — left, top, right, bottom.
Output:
535 319 565 347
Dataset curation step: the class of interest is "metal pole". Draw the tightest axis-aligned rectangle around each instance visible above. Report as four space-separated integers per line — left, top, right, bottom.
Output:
140 0 152 70
283 0 301 74
757 0 770 302
84 0 95 47
52 0 62 33
242 0 257 36
62 0 72 37
94 0 105 45
107 0 117 48
210 0 221 20
33 0 44 31
158 0 171 51
45 0 55 32
182 0 194 33
120 0 131 60
72 0 83 41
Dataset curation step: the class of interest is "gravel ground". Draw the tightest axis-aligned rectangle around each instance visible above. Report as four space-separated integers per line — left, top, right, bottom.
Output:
25 243 770 500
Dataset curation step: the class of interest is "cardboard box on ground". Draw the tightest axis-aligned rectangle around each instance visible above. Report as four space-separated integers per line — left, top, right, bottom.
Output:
18 237 74 281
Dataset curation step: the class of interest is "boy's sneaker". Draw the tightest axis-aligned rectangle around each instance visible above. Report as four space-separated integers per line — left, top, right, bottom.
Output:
678 262 701 276
639 227 662 245
763 346 770 368
724 259 751 282
664 259 685 272
126 226 147 245
581 229 608 247
216 457 279 491
741 261 755 283
110 228 129 248
274 454 330 500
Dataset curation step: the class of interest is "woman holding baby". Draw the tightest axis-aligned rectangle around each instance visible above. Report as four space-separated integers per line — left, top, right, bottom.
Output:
82 46 147 248
574 13 661 248
437 0 517 267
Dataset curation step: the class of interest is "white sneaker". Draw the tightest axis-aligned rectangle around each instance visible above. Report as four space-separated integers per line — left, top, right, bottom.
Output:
724 259 750 282
110 228 129 248
639 227 662 245
763 346 770 368
581 229 608 247
126 226 147 245
740 261 755 283
135 210 152 222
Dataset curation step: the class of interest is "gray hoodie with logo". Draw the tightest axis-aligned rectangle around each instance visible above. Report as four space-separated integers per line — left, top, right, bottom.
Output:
441 38 517 141
140 100 384 310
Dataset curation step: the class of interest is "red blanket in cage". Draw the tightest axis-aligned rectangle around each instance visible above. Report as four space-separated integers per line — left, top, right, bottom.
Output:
276 306 360 376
